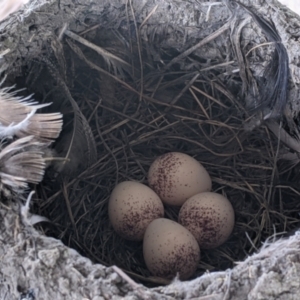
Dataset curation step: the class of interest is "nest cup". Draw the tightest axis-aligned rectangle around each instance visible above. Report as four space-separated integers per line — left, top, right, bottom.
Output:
4 1 300 287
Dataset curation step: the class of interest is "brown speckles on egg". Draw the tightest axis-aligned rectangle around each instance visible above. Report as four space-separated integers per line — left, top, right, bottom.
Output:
178 192 235 249
143 218 200 280
148 152 212 206
108 181 164 241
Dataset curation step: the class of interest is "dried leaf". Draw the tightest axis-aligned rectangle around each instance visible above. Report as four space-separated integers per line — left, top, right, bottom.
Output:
0 0 29 22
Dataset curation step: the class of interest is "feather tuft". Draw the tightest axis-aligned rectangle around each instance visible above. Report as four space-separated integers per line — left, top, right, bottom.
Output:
0 85 63 141
0 136 46 194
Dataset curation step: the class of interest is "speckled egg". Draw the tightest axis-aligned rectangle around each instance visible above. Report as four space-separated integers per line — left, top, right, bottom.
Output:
148 152 212 206
178 192 235 249
108 181 164 241
143 218 200 280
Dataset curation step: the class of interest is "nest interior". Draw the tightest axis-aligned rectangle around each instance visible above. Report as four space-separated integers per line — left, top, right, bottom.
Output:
5 0 300 287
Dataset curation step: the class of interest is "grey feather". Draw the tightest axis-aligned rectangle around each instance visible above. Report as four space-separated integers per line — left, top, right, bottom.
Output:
39 57 97 175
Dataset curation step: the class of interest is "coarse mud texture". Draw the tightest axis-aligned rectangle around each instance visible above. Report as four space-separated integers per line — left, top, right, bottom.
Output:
1 203 300 299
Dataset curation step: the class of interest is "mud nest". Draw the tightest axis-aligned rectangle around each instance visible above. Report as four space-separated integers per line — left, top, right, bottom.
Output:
4 0 300 287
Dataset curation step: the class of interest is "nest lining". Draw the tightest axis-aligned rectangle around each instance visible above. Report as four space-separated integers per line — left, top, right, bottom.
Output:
4 2 300 287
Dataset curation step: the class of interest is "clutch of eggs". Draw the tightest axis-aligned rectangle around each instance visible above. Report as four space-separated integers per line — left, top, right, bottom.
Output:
148 152 212 206
108 152 235 280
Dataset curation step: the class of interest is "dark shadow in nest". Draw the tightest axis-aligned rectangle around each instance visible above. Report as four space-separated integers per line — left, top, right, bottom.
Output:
7 1 300 287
